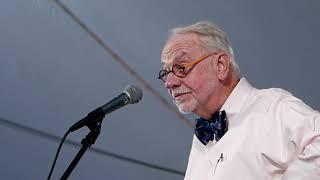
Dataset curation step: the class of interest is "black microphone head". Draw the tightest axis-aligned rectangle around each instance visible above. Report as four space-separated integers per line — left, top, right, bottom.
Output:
124 85 143 104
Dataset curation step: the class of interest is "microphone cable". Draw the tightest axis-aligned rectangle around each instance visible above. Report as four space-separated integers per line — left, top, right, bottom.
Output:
46 130 71 180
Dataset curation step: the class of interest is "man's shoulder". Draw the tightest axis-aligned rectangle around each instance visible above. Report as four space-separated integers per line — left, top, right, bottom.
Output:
246 87 286 112
249 87 316 115
246 87 312 113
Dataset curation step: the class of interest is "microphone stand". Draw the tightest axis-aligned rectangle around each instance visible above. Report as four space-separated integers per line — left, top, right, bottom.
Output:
60 117 104 180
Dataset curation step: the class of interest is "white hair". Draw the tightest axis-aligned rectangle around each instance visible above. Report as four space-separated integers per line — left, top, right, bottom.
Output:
170 21 241 76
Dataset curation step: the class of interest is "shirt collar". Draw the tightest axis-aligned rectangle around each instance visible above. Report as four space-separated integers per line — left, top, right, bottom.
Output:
220 77 255 126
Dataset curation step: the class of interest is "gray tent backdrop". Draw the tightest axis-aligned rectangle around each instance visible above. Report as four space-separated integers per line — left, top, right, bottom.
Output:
0 0 319 179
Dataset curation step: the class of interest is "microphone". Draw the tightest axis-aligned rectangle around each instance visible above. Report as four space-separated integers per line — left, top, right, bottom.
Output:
69 85 143 132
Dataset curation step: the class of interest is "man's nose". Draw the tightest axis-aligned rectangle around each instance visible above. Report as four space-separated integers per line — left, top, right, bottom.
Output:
165 72 181 89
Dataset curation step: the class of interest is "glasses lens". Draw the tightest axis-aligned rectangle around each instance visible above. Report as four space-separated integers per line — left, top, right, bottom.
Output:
158 70 167 82
172 64 185 77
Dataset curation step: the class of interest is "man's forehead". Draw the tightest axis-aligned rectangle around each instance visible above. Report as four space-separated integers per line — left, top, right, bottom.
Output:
161 33 200 64
162 33 199 53
161 51 187 67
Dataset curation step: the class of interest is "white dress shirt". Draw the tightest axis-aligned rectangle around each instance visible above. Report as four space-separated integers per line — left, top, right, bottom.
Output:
184 78 320 180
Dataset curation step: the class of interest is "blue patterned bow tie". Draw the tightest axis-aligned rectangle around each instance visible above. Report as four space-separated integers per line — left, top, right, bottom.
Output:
195 110 228 145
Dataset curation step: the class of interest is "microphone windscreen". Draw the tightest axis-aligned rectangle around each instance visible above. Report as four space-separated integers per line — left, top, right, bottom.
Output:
124 85 143 104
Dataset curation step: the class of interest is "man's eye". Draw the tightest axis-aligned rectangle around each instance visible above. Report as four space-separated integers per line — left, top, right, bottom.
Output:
173 65 185 74
177 67 184 72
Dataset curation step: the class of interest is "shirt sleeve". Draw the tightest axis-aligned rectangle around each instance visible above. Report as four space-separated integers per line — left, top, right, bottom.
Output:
281 95 320 180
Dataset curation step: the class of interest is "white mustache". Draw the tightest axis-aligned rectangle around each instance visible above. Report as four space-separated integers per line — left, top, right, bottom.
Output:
171 89 192 97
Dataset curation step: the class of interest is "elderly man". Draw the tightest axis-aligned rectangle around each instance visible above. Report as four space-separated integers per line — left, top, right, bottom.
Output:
159 21 320 180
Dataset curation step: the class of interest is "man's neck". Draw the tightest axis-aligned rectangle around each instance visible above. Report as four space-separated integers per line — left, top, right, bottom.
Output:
195 77 240 120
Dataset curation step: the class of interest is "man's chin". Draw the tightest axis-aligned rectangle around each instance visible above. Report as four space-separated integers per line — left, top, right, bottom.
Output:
176 102 195 114
173 97 197 113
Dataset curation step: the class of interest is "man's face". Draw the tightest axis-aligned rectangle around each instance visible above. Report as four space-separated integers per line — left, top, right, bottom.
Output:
161 33 220 115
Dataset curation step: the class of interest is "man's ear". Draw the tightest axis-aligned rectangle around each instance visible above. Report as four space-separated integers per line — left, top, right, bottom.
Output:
216 53 230 81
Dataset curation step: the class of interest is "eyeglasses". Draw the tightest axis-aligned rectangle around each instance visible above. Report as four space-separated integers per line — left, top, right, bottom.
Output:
158 53 215 82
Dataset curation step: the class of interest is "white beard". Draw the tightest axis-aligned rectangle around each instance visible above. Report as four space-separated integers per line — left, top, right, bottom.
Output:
174 97 197 114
